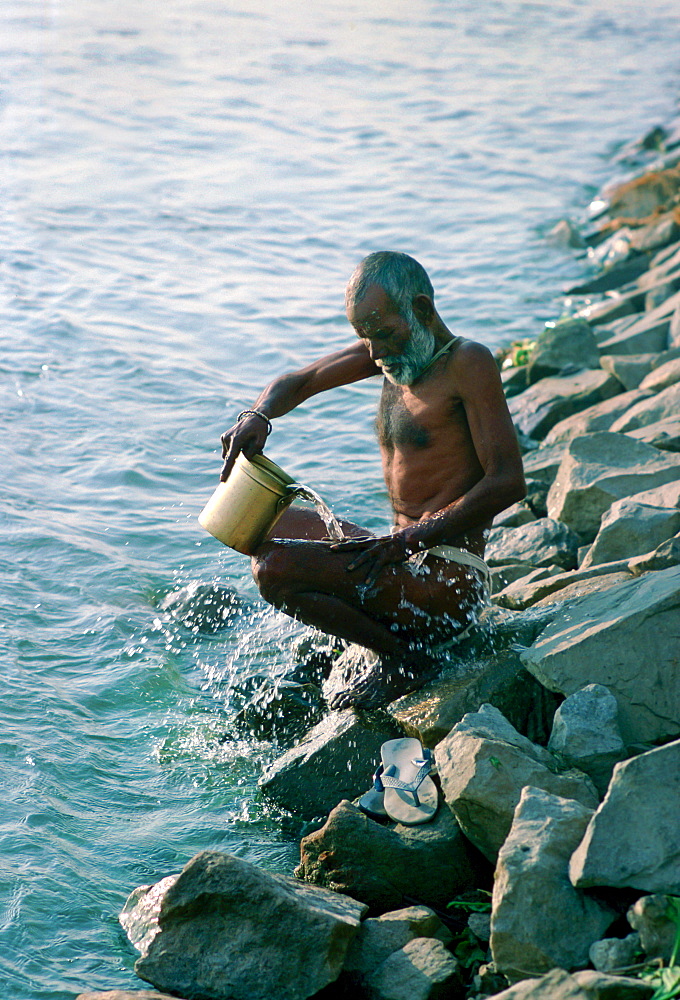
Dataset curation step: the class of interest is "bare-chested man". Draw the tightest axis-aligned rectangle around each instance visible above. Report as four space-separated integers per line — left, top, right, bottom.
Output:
219 252 526 710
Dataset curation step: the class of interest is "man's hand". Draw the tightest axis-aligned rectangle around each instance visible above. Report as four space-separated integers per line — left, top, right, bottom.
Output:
220 413 270 481
330 530 419 587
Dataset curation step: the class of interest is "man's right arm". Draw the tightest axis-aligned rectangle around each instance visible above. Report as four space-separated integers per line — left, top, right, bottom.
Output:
219 342 378 480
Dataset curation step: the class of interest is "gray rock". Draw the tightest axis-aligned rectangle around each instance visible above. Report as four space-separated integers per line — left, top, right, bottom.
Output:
671 300 680 347
572 969 655 998
629 533 680 575
627 894 679 962
548 684 626 796
469 911 492 943
122 851 367 1000
599 353 657 390
628 416 680 451
610 381 680 432
597 317 670 356
258 709 401 819
542 389 653 446
546 431 680 543
343 906 447 978
522 444 568 485
527 319 601 384
491 563 548 594
75 993 187 1000
478 968 588 999
508 371 622 441
588 933 641 973
485 967 654 999
494 565 632 612
600 288 680 354
436 705 599 863
570 740 680 894
362 937 461 1000
295 799 483 913
493 502 537 528
485 518 581 571
390 635 561 749
580 481 680 568
521 566 680 746
491 788 616 979
639 356 680 391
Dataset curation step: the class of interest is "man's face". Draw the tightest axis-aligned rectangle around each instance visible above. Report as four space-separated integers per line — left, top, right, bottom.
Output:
348 284 435 385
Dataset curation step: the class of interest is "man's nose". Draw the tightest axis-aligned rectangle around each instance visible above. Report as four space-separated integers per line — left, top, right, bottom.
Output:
368 341 389 361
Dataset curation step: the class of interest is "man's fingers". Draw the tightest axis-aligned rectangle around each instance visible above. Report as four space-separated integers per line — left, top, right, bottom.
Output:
219 439 240 481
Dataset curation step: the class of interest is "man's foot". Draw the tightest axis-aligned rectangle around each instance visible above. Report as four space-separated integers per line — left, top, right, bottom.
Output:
326 648 442 711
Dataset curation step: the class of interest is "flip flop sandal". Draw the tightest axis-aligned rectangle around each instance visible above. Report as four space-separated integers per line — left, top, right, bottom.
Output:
374 737 439 825
358 776 389 822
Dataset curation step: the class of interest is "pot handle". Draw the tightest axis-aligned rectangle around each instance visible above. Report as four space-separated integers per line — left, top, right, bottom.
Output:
276 483 312 512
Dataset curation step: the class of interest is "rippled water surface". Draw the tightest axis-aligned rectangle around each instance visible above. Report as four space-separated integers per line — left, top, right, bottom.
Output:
1 1 679 995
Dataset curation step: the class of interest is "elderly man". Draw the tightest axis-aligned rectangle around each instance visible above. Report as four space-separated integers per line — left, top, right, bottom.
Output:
219 252 525 709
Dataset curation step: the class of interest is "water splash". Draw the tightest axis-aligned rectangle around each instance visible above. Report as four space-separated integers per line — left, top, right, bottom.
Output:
291 484 345 542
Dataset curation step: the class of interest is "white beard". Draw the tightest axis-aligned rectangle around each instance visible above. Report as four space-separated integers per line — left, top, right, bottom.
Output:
377 313 436 386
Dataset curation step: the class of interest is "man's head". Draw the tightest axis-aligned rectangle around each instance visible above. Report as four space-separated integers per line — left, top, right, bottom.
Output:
345 252 437 385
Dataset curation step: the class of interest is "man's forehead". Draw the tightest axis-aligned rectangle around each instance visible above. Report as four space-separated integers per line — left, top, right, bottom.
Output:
347 284 396 328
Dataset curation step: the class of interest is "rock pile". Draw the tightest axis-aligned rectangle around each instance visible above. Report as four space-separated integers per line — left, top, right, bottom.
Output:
84 121 680 1000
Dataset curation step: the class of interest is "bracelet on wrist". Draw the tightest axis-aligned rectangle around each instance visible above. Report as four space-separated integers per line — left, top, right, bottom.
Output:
237 409 273 436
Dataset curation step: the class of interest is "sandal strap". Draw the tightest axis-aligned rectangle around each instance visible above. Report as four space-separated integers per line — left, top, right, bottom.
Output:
373 748 432 796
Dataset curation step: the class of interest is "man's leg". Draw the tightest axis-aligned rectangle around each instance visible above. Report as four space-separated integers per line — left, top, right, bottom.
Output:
251 520 484 707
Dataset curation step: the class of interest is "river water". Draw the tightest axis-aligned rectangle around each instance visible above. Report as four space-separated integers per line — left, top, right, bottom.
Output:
1 1 678 995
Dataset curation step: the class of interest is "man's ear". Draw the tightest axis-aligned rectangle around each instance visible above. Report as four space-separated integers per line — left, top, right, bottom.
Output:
412 294 435 326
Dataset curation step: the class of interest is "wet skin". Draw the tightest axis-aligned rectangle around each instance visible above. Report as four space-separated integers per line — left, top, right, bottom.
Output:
219 283 526 705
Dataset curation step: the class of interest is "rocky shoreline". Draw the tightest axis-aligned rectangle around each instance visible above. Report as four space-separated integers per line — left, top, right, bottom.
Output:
79 117 680 1000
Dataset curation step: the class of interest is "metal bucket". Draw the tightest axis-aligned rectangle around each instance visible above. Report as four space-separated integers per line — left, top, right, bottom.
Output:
198 452 303 555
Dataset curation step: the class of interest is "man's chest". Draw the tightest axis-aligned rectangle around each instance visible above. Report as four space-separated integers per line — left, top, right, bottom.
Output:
376 381 464 450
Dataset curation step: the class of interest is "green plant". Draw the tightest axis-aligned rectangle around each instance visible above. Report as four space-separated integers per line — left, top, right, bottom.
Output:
641 897 680 1000
446 889 492 914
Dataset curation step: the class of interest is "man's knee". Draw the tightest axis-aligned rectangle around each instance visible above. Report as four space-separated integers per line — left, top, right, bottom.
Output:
251 546 295 606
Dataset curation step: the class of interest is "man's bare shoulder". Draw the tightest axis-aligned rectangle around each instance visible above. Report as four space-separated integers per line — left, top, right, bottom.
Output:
447 339 502 389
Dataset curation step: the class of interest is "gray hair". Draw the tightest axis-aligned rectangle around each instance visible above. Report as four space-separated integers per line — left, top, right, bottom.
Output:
345 251 434 317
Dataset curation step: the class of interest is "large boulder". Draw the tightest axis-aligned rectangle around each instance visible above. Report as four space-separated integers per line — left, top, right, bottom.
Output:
389 605 562 748
390 644 561 750
640 356 680 391
543 388 652 446
610 380 680 432
569 740 680 895
120 851 367 1000
494 564 632 611
508 371 622 441
361 937 461 1000
546 431 680 542
484 967 654 999
485 518 580 571
491 788 616 980
435 705 598 863
627 894 679 962
521 566 680 746
629 532 680 575
547 684 626 796
599 353 657 390
258 709 402 819
343 905 448 979
295 799 486 913
76 993 188 1000
628 416 680 451
580 481 680 568
526 319 600 384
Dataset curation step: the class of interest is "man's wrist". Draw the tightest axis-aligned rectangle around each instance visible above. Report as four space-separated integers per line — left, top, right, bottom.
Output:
237 409 273 436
